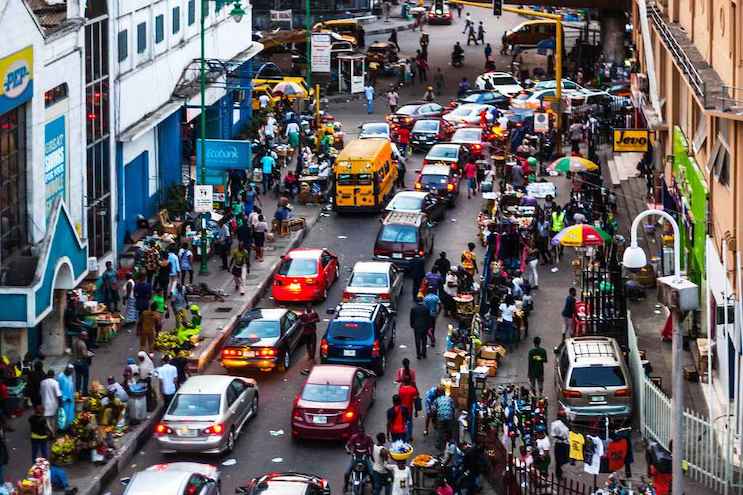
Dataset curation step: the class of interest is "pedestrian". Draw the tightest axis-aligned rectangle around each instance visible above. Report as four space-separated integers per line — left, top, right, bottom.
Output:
50 464 78 495
561 287 577 337
100 261 119 312
396 158 406 188
253 214 268 262
383 0 391 22
230 241 250 295
410 298 432 359
371 433 392 495
264 112 277 146
72 332 93 393
550 206 565 262
463 158 478 198
528 336 547 395
300 304 320 361
395 358 417 386
432 251 451 277
419 31 429 60
431 390 455 449
442 268 458 316
236 215 253 255
397 125 410 157
261 152 276 195
511 160 525 189
433 68 444 96
343 426 374 492
462 12 472 34
40 370 61 436
423 86 435 102
422 288 441 346
410 258 425 302
156 251 171 293
550 410 570 479
569 119 584 154
388 27 399 49
423 385 442 437
167 246 181 295
500 31 509 55
150 286 166 315
535 214 553 266
526 241 539 288
133 273 152 319
155 354 179 407
27 360 45 408
143 241 159 285
499 294 517 348
454 2 462 18
386 88 399 113
398 377 419 441
170 283 189 327
484 42 492 62
364 83 375 114
457 77 470 98
29 404 51 462
460 242 478 276
56 365 75 431
416 55 428 83
466 23 478 46
137 302 161 353
386 395 410 442
477 21 485 44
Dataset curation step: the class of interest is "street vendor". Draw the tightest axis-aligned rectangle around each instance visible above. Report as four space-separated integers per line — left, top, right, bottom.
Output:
460 243 478 277
177 304 202 344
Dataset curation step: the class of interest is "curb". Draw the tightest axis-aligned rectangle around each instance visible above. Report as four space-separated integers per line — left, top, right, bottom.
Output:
194 208 324 372
366 20 417 35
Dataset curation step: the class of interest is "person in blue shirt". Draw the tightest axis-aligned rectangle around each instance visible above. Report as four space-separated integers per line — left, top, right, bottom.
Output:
422 289 441 346
260 153 276 195
167 247 180 295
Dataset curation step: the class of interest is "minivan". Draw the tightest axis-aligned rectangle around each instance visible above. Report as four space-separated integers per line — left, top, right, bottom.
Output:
373 211 434 270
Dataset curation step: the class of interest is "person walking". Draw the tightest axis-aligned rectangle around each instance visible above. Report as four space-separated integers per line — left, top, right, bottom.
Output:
300 304 320 361
261 152 276 195
100 261 119 312
371 433 392 495
410 298 432 359
433 68 445 96
484 43 492 63
133 273 152 319
416 56 428 83
383 0 391 22
154 355 179 407
56 366 75 431
253 214 268 262
410 258 426 302
122 273 138 325
561 287 577 338
431 391 455 449
137 302 162 353
432 252 451 277
550 410 570 480
387 88 399 113
72 332 93 393
386 395 410 442
463 158 478 199
462 12 472 34
395 358 417 386
466 23 478 46
365 83 375 114
397 125 410 157
156 251 171 293
398 377 418 441
40 370 61 436
526 241 539 289
177 243 193 286
422 289 441 346
460 242 478 277
568 119 585 154
388 28 399 49
498 294 517 349
29 405 51 461
528 336 547 395
476 21 485 45
229 242 250 295
166 247 180 295
535 214 553 266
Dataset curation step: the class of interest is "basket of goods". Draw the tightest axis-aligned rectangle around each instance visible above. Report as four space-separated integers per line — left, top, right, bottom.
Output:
51 435 76 464
155 332 183 357
388 441 414 461
412 454 437 468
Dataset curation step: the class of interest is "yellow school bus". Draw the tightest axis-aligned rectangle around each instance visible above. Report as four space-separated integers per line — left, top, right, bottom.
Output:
334 138 398 213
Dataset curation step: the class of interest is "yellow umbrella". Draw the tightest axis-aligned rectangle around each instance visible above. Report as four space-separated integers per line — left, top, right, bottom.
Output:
547 156 599 173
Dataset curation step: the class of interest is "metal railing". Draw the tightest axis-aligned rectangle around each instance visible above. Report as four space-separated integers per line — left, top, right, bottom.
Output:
718 86 743 114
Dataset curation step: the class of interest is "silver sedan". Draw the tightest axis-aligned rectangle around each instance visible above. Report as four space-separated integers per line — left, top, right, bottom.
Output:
122 462 220 495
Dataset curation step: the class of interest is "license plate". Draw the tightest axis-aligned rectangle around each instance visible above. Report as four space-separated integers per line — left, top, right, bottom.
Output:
392 253 403 259
243 351 255 358
590 395 606 403
313 415 328 424
343 349 357 357
355 295 377 303
178 427 197 437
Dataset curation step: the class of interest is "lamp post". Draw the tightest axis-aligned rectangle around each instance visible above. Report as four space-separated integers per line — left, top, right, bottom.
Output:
623 209 697 495
198 0 246 276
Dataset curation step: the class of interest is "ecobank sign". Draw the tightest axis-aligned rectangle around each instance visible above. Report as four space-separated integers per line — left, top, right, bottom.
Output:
196 138 251 170
0 46 33 114
612 128 650 153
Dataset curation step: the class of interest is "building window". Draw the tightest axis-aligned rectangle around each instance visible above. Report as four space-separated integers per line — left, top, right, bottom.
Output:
136 22 146 53
155 15 164 43
117 30 128 62
0 107 28 263
44 83 69 108
188 0 195 25
172 7 181 33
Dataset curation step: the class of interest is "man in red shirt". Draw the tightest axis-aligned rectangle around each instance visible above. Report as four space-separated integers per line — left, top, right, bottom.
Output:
299 304 320 361
397 126 410 157
463 160 478 199
344 424 374 492
398 377 419 441
386 394 411 442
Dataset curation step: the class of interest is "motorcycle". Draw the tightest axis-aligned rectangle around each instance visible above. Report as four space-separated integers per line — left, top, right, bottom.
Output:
451 52 464 68
349 451 371 495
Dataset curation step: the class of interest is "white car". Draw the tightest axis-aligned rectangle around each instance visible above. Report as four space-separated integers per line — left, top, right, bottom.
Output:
443 103 496 126
532 79 585 91
474 72 523 96
342 261 404 312
359 122 390 139
510 88 582 110
122 463 220 495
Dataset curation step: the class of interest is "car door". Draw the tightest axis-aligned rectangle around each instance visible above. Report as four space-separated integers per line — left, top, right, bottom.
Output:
389 265 404 308
353 369 373 416
321 250 338 286
284 311 301 350
229 379 250 427
224 385 240 433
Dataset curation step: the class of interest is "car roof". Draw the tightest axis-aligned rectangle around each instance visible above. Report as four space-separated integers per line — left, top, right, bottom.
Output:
392 190 428 199
352 261 393 273
127 470 192 495
307 364 358 384
287 248 324 260
421 164 452 175
565 337 621 365
480 71 517 78
243 307 289 321
382 211 426 226
362 122 389 128
428 143 460 151
453 127 482 135
178 375 234 394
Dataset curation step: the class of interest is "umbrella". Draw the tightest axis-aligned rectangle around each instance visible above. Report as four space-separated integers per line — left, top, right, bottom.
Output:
551 224 610 247
271 81 307 97
547 156 599 173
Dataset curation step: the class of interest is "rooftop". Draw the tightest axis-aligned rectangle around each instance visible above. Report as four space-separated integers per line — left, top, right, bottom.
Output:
28 0 71 34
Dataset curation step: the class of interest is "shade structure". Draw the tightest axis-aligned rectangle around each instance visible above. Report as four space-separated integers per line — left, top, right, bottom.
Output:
272 81 308 97
547 156 599 173
551 224 610 247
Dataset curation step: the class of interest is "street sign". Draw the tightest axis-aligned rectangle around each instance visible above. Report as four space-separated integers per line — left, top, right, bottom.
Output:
613 128 650 152
311 33 332 73
492 0 502 16
534 112 549 133
194 185 213 213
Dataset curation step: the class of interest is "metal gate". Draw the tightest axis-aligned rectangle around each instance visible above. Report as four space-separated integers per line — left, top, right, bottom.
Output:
578 247 628 348
502 459 591 495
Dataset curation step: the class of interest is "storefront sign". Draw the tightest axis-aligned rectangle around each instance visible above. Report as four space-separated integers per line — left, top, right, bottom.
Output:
311 33 332 73
0 46 33 115
196 138 251 170
194 185 214 213
351 75 364 94
612 128 650 152
44 116 66 220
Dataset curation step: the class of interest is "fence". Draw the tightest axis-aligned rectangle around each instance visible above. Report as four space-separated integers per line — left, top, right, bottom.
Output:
502 460 591 495
627 313 741 493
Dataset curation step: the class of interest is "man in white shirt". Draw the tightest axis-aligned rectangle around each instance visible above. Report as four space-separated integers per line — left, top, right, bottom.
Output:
40 370 62 434
107 376 129 402
155 355 179 406
258 93 270 109
264 114 277 145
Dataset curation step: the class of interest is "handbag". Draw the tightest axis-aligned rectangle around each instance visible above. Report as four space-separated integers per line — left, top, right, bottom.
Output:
414 396 423 412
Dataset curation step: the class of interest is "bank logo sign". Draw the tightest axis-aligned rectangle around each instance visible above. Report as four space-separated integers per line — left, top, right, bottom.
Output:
196 138 251 170
0 46 33 114
613 128 650 152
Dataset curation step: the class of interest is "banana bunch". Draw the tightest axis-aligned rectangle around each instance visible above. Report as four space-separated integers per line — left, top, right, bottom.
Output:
155 332 182 354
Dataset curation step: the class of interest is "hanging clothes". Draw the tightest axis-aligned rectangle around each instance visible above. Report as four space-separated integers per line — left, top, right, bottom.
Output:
568 431 585 461
583 435 604 475
606 437 629 472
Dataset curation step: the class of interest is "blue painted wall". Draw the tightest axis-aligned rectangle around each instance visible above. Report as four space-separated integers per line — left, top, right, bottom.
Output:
0 293 28 322
158 109 184 190
123 151 153 240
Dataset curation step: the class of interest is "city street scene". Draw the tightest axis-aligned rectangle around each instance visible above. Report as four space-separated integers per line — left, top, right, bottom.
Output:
1 0 743 495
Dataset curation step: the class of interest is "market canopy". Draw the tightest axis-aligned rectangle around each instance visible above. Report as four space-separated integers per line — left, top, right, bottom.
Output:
547 156 599 173
551 224 610 247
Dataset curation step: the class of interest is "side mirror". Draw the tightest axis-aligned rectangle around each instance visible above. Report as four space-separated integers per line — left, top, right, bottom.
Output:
120 478 131 487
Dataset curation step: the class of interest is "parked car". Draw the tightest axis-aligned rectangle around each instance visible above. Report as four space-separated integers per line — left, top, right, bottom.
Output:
342 261 405 313
474 72 523 96
272 248 340 303
373 211 435 269
237 472 330 495
450 127 487 160
387 102 446 132
415 164 460 206
532 78 585 92
442 103 497 126
409 118 455 151
422 143 468 173
122 463 221 495
427 3 453 24
320 303 395 375
154 375 259 454
385 190 446 222
291 365 377 440
554 336 632 425
220 308 302 373
359 122 391 140
448 90 509 110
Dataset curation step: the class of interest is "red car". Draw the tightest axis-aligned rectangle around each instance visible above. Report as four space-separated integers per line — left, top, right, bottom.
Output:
387 101 446 137
450 127 488 160
291 365 376 441
272 248 339 303
427 4 453 24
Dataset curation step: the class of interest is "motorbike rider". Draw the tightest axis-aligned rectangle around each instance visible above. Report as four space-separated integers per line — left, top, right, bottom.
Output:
451 42 464 64
344 424 374 493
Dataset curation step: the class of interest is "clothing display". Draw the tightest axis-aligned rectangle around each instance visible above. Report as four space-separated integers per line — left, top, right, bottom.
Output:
568 431 585 461
607 437 629 472
583 435 603 475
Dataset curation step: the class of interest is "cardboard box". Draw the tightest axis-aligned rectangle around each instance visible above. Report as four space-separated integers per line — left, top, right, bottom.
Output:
444 351 465 369
480 346 499 360
477 359 498 377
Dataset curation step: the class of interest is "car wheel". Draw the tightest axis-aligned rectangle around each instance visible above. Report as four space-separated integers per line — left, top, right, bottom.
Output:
278 350 291 372
376 353 387 376
225 429 236 453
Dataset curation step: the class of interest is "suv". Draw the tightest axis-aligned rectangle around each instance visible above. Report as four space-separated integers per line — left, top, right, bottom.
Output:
554 336 632 425
320 303 395 375
373 211 435 269
415 164 460 206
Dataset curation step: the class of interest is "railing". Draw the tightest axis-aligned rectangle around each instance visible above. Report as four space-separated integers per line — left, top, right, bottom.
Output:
718 86 743 114
503 459 591 495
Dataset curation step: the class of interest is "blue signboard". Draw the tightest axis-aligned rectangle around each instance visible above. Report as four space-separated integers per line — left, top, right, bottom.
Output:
0 46 33 115
44 116 66 220
196 138 251 170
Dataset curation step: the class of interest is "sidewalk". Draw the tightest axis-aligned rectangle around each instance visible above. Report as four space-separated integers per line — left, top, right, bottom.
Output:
5 194 324 495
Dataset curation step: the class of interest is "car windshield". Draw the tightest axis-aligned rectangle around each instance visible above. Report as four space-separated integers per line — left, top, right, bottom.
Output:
412 120 439 132
461 93 492 103
389 195 423 211
397 105 420 115
328 321 374 339
421 174 448 187
453 129 481 142
361 124 388 136
234 319 280 339
569 366 626 388
279 257 318 276
168 394 221 416
302 383 351 402
489 76 518 86
379 224 418 243
337 174 373 186
427 146 458 159
450 106 476 117
349 271 390 287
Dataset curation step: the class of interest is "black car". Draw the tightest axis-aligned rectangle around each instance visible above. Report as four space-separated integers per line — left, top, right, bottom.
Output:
373 211 435 270
387 101 446 132
385 190 446 222
221 308 302 373
237 472 330 495
450 90 510 110
409 118 455 151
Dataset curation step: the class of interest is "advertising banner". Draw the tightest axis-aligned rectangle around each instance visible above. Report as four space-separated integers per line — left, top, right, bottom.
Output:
196 138 251 170
0 46 33 114
44 116 66 220
311 33 332 73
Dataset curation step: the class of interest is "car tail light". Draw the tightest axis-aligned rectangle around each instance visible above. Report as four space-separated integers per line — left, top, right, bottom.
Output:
472 144 482 152
415 182 422 190
222 348 243 358
203 423 224 436
305 277 316 285
403 117 413 124
378 293 390 301
561 390 582 398
371 339 381 357
320 338 329 357
447 183 454 191
154 423 173 436
341 408 357 423
342 291 353 302
257 347 276 357
273 279 283 286
614 388 632 397
418 249 425 257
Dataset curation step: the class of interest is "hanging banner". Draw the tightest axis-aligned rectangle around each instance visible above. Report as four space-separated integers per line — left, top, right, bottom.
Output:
311 33 332 73
196 138 251 170
194 185 214 213
44 116 66 220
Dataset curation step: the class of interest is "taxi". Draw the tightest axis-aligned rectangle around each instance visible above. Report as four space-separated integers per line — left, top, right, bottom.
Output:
272 248 340 303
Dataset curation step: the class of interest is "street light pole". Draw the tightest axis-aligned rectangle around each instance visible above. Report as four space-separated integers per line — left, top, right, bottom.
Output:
305 0 312 87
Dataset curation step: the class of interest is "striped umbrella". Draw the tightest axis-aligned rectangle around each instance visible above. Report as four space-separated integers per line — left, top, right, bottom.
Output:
547 156 599 173
271 81 308 97
550 224 611 247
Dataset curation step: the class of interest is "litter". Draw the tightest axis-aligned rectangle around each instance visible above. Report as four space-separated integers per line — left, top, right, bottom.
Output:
450 218 457 222
654 310 662 314
338 235 348 239
399 344 407 349
270 430 285 436
272 457 284 463
550 267 559 273
222 459 238 466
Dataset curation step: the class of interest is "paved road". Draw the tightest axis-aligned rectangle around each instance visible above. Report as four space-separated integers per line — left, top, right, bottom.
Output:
106 8 570 494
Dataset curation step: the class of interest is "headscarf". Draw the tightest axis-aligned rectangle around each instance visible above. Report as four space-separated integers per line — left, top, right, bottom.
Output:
137 351 155 379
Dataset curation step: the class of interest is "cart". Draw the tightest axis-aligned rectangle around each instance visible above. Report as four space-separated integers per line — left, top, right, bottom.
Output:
411 460 444 494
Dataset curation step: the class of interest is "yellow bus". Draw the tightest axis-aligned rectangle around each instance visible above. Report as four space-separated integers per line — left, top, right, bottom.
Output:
334 138 398 213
